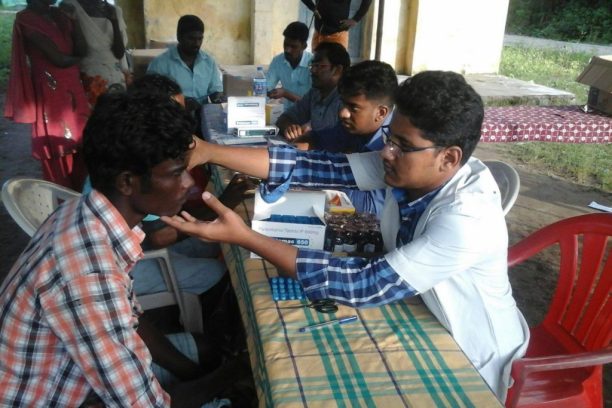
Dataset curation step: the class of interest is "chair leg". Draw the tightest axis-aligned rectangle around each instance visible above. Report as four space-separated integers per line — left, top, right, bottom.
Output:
181 293 204 333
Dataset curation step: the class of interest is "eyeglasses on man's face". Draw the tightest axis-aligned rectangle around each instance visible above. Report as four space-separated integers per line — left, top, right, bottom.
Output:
381 126 441 157
308 62 332 71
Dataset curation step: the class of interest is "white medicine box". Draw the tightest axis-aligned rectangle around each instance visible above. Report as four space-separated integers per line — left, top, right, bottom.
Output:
251 190 327 258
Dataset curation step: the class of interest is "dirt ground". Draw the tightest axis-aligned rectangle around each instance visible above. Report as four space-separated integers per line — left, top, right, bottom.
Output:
0 95 610 404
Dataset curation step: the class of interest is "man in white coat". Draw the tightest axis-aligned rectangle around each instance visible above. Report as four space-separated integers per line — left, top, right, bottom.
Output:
162 70 529 402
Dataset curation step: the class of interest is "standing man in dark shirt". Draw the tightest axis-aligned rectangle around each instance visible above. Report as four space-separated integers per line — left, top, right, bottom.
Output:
301 0 373 49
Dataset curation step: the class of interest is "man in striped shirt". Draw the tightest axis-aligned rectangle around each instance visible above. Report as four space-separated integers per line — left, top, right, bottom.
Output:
164 71 529 401
0 93 239 406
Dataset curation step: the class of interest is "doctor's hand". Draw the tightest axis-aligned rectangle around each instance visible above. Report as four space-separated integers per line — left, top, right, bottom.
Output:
161 192 251 246
186 137 213 170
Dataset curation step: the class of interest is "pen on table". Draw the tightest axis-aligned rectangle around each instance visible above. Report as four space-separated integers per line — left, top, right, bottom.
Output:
298 315 358 333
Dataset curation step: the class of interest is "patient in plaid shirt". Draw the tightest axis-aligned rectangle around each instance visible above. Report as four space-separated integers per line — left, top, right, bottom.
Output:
0 93 245 407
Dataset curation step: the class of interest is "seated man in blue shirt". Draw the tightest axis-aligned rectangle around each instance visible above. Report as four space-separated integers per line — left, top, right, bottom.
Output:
147 14 224 115
266 21 313 109
163 71 529 402
275 42 350 141
288 60 397 215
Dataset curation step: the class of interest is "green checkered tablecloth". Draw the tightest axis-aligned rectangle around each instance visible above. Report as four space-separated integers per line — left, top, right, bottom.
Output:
212 168 502 408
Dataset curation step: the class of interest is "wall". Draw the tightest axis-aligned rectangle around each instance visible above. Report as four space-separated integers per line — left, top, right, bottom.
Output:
363 0 412 72
251 0 301 66
142 0 252 64
409 0 509 74
116 0 145 48
120 0 509 74
365 0 508 75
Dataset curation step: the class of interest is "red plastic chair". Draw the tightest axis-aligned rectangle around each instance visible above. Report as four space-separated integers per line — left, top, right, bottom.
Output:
505 213 612 408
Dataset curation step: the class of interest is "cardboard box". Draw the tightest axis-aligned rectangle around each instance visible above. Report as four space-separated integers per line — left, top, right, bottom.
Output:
227 96 266 130
324 190 355 214
223 73 253 97
251 190 327 258
222 65 270 97
576 55 612 115
265 102 284 125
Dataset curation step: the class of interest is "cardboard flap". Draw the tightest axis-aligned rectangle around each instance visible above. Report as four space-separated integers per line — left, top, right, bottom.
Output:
576 55 612 92
253 190 327 221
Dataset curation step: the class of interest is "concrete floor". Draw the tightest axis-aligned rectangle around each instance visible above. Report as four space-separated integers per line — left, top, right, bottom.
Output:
395 73 577 107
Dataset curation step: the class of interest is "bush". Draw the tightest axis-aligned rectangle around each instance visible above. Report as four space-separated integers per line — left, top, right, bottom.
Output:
0 13 16 90
506 0 612 44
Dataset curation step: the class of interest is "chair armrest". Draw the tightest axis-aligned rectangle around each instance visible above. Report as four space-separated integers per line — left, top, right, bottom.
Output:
513 347 612 376
139 248 204 333
141 248 169 260
507 348 612 408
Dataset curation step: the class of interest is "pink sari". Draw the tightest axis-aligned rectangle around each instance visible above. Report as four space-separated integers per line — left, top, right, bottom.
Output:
4 8 90 190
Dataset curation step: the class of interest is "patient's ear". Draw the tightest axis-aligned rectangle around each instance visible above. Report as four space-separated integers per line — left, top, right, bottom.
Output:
115 171 136 196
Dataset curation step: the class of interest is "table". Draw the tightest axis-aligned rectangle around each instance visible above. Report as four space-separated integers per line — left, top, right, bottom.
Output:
203 106 502 407
481 105 611 143
211 171 501 407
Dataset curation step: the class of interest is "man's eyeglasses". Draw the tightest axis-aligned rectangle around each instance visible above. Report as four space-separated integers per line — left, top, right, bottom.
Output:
381 126 441 157
308 62 332 71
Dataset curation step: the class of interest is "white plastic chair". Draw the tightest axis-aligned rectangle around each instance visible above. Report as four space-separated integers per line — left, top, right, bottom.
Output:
484 160 521 215
1 177 203 332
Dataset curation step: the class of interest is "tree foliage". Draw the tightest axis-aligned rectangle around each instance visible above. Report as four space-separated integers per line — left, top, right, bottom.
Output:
506 0 612 44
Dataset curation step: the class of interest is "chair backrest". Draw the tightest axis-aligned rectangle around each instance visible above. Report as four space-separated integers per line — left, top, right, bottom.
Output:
484 160 520 215
1 177 81 237
508 213 612 352
147 39 177 49
2 177 204 333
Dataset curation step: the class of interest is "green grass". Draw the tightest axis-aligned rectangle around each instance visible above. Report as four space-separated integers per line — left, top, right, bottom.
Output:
0 12 16 90
499 45 612 192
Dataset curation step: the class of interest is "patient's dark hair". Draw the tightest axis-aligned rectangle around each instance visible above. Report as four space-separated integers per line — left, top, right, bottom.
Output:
83 92 194 195
395 71 483 164
129 73 182 98
338 60 397 105
314 42 351 73
283 21 309 43
177 14 204 37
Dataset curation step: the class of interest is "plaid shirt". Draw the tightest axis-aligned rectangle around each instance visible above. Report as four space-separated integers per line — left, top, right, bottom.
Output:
264 146 418 307
0 191 169 407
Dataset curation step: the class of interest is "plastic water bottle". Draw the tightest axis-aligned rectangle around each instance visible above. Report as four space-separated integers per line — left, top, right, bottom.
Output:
252 66 267 97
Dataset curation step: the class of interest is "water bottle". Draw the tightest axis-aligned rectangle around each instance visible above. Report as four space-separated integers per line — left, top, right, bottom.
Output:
252 66 267 97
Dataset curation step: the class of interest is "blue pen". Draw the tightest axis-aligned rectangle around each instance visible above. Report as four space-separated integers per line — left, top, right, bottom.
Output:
298 315 358 333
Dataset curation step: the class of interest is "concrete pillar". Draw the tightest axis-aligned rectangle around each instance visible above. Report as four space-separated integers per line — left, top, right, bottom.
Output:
365 0 509 75
251 0 274 66
251 0 301 66
410 0 509 74
116 0 145 49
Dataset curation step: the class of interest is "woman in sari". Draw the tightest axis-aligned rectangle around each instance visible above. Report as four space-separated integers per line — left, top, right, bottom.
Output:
4 0 90 190
64 0 130 105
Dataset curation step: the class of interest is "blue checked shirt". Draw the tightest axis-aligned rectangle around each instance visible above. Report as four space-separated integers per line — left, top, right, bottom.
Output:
308 113 393 216
263 146 425 307
393 187 441 246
